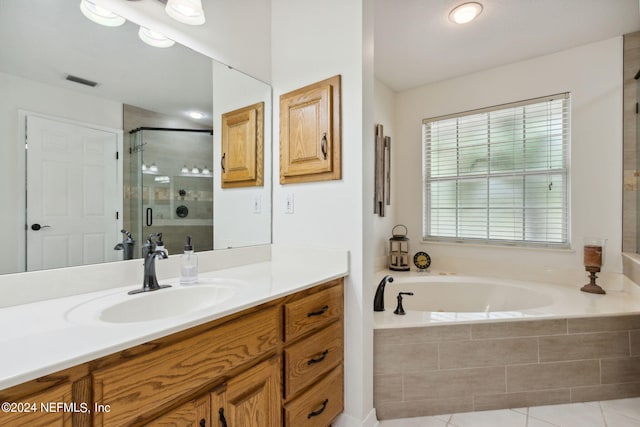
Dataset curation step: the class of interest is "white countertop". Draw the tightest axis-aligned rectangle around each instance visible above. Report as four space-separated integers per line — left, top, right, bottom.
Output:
0 247 349 390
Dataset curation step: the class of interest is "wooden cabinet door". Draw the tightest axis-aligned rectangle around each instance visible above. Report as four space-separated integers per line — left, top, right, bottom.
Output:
221 102 264 188
0 383 73 427
280 75 341 184
144 395 210 427
211 357 281 427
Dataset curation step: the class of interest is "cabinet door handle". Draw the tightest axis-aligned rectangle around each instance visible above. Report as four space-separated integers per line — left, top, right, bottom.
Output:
307 305 329 317
218 408 227 427
320 132 328 160
307 399 329 419
221 153 226 172
199 419 206 427
145 207 153 227
307 349 329 365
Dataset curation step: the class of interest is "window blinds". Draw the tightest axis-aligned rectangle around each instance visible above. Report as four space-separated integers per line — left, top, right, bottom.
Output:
422 93 570 247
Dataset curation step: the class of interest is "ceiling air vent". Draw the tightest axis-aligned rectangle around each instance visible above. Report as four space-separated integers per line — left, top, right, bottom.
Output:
65 74 98 87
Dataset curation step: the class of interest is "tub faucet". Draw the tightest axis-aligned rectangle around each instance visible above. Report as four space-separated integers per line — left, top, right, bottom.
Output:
373 275 394 311
128 233 171 295
394 292 414 315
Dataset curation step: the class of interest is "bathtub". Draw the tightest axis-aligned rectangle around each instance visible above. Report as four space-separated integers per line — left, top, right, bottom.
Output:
375 273 640 328
373 272 640 419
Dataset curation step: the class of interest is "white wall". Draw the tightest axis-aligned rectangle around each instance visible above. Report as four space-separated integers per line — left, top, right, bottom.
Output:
373 79 398 269
212 62 272 249
394 37 624 280
271 1 376 425
0 71 122 274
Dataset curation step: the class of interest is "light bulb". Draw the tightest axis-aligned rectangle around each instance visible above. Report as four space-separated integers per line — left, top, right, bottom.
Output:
149 163 159 172
191 166 200 174
165 0 206 25
202 166 210 174
138 26 175 48
181 165 189 174
79 0 126 27
449 2 483 24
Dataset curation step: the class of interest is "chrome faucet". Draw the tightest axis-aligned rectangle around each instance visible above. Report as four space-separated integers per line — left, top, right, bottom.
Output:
114 229 135 260
373 275 394 311
128 233 171 295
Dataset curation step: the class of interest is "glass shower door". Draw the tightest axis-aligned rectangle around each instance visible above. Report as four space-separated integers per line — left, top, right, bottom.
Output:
131 128 214 256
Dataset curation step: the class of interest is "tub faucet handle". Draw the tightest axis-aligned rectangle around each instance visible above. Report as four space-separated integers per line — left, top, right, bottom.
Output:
393 292 414 315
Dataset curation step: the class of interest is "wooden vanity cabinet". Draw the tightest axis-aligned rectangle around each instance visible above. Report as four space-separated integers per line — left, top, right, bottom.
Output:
0 278 344 427
211 356 281 427
0 382 73 427
282 282 344 427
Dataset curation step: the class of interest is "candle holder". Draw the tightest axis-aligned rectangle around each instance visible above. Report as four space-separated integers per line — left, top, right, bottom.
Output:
580 237 606 295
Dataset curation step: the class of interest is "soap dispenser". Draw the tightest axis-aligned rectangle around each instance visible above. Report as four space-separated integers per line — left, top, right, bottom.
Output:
180 235 198 284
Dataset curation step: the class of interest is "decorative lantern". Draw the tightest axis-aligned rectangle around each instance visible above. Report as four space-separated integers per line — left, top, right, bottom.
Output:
389 224 410 271
581 237 606 294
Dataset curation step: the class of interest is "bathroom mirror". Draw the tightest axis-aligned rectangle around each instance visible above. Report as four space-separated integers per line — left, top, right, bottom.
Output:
0 0 272 274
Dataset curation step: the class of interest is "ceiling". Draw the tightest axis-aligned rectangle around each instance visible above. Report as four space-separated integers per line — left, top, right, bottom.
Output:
374 0 640 92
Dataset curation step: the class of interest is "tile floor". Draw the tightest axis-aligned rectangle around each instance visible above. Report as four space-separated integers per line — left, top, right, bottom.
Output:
378 397 640 426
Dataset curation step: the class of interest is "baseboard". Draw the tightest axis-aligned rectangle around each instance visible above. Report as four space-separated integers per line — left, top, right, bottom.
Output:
333 408 379 427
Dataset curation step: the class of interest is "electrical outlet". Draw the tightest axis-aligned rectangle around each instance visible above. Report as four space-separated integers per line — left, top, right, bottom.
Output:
253 195 262 214
285 193 294 214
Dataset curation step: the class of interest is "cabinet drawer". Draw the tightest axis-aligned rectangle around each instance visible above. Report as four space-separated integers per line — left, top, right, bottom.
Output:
93 307 279 427
284 320 343 399
283 364 344 427
284 283 343 342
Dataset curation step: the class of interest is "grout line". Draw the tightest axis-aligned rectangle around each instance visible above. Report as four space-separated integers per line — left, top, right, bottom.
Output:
598 401 609 427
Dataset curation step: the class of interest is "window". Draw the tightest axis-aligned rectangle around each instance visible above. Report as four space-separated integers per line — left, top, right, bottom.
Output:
422 93 569 247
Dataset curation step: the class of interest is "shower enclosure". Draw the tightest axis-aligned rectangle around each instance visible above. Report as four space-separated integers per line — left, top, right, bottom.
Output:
129 127 214 256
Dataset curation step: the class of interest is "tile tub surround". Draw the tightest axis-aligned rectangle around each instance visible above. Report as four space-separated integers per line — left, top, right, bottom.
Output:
374 315 640 419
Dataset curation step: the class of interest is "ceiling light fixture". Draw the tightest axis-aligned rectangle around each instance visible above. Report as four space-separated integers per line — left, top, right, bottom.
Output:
189 111 204 119
201 166 210 175
138 26 175 48
165 0 206 26
79 0 126 27
449 2 483 24
191 166 200 174
181 165 190 174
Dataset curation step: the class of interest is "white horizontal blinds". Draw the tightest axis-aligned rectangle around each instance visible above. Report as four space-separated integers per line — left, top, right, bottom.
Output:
423 93 569 247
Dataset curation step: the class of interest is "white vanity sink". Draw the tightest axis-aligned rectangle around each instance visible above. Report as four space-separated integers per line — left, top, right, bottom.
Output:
66 282 239 325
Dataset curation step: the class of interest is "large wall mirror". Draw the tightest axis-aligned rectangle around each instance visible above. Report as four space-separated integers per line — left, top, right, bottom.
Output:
0 0 272 275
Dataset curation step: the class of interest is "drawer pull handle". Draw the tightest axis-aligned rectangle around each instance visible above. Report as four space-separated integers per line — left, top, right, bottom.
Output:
307 349 329 365
307 399 329 419
307 305 329 317
200 418 206 427
219 408 227 427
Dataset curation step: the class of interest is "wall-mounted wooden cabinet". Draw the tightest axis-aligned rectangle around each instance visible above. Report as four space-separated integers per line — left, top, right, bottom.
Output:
221 101 264 188
280 75 341 184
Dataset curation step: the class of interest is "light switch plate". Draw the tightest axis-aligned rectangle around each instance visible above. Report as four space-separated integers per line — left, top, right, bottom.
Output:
285 193 294 214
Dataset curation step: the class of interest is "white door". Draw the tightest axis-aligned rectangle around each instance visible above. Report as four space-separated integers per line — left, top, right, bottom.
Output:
26 115 120 271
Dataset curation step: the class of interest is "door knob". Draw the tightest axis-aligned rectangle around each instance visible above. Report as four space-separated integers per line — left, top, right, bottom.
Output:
31 224 51 231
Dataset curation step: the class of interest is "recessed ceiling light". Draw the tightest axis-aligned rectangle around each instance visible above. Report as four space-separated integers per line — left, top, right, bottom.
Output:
138 26 175 48
189 111 204 119
79 0 126 27
449 2 483 24
165 0 206 26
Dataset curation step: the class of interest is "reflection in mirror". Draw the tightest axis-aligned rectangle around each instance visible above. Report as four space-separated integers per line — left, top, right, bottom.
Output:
129 126 214 255
0 0 271 274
